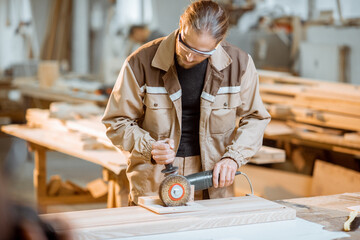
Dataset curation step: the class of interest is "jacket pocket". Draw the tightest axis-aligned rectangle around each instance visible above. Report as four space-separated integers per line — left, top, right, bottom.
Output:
209 94 241 134
143 94 173 139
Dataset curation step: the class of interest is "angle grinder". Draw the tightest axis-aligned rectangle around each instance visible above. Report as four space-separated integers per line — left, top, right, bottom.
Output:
159 169 253 207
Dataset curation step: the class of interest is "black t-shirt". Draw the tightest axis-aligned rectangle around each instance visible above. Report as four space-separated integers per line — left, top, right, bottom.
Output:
174 57 208 157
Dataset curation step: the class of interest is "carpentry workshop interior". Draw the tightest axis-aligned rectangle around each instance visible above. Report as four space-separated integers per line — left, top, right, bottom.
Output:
1 0 360 239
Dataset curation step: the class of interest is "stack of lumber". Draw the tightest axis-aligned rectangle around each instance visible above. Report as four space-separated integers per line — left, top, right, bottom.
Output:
25 102 112 150
47 175 108 199
259 71 360 155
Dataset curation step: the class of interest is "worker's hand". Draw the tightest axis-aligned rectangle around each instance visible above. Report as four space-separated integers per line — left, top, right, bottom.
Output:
213 158 238 188
151 138 176 165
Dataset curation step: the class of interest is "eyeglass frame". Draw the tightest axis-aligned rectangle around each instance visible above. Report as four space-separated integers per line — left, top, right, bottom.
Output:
177 32 217 58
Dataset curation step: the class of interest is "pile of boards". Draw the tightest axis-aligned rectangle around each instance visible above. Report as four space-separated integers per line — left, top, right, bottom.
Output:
25 102 114 150
259 71 360 155
47 175 108 199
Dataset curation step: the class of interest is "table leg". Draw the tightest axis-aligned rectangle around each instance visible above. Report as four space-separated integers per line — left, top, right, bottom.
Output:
31 144 47 212
103 168 129 208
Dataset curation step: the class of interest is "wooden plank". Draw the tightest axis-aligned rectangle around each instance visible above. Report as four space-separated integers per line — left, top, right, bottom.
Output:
287 121 344 135
291 107 360 132
296 131 360 149
138 196 206 214
344 132 360 144
41 196 296 239
260 92 294 105
47 175 62 196
39 194 107 205
234 165 312 200
311 160 360 196
58 181 77 196
283 192 360 213
65 180 88 195
251 146 286 164
1 125 127 174
294 92 360 117
280 193 360 240
260 83 305 96
264 120 294 136
87 178 108 198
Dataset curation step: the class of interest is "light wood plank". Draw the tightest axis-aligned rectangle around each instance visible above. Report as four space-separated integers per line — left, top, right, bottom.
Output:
41 196 296 239
1 125 127 174
311 160 360 196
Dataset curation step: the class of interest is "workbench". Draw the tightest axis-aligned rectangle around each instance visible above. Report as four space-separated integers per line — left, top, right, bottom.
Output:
1 124 285 211
40 193 360 239
1 124 129 210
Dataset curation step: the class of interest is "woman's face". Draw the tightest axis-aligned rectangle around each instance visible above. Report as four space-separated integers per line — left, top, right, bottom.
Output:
175 26 218 69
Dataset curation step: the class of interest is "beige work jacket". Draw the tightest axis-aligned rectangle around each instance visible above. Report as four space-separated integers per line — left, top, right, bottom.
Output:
102 30 271 204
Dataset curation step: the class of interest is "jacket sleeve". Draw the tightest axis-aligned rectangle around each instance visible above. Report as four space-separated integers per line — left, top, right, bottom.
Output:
221 55 271 167
102 61 156 160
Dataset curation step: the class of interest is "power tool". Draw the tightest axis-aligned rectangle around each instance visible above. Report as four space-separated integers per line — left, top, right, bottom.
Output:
159 167 253 207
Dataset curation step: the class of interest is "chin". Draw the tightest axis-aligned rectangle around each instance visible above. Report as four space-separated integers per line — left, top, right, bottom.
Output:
181 59 197 69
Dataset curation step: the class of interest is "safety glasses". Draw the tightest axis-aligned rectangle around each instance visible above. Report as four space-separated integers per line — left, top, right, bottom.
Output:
178 33 217 58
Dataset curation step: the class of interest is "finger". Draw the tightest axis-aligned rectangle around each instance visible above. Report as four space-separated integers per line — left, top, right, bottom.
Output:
156 158 175 165
151 148 174 156
225 167 233 187
152 142 171 150
219 165 227 188
212 164 220 188
152 154 175 165
230 169 236 185
158 139 174 149
151 149 175 162
166 138 175 149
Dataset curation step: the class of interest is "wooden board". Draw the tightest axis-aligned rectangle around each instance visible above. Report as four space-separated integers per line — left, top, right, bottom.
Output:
311 160 360 196
264 120 294 136
138 196 206 214
251 146 286 164
1 125 127 174
291 107 360 132
234 165 312 200
41 195 296 239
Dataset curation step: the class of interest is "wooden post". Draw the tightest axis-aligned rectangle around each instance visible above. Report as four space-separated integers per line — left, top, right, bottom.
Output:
103 168 129 208
32 144 47 212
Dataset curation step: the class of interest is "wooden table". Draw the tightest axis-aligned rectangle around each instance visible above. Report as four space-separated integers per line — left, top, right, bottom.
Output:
1 124 285 211
40 193 360 239
1 124 129 210
279 192 360 239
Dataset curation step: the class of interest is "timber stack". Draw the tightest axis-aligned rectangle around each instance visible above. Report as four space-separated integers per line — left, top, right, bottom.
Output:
259 71 360 156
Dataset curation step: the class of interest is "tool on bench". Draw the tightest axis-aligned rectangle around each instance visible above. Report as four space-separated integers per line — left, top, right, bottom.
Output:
159 169 254 207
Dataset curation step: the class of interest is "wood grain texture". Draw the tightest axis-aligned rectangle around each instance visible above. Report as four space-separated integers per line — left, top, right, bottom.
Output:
311 160 360 196
41 196 296 239
1 125 127 174
138 196 206 214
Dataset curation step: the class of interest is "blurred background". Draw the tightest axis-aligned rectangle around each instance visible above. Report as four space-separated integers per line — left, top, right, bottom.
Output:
1 0 360 87
0 0 359 214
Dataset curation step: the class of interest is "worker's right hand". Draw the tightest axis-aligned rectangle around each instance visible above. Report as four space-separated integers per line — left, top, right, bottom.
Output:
151 138 175 165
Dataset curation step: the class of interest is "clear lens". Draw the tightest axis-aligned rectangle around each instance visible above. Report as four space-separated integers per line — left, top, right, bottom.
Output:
178 41 209 58
178 33 215 58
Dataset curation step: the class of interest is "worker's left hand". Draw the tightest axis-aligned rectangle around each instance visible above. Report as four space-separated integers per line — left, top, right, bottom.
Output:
213 158 238 188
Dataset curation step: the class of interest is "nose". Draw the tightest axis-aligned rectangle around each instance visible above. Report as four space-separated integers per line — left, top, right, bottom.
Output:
185 52 194 62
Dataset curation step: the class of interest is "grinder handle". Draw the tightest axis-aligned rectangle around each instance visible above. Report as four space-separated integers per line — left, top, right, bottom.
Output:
186 170 253 195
